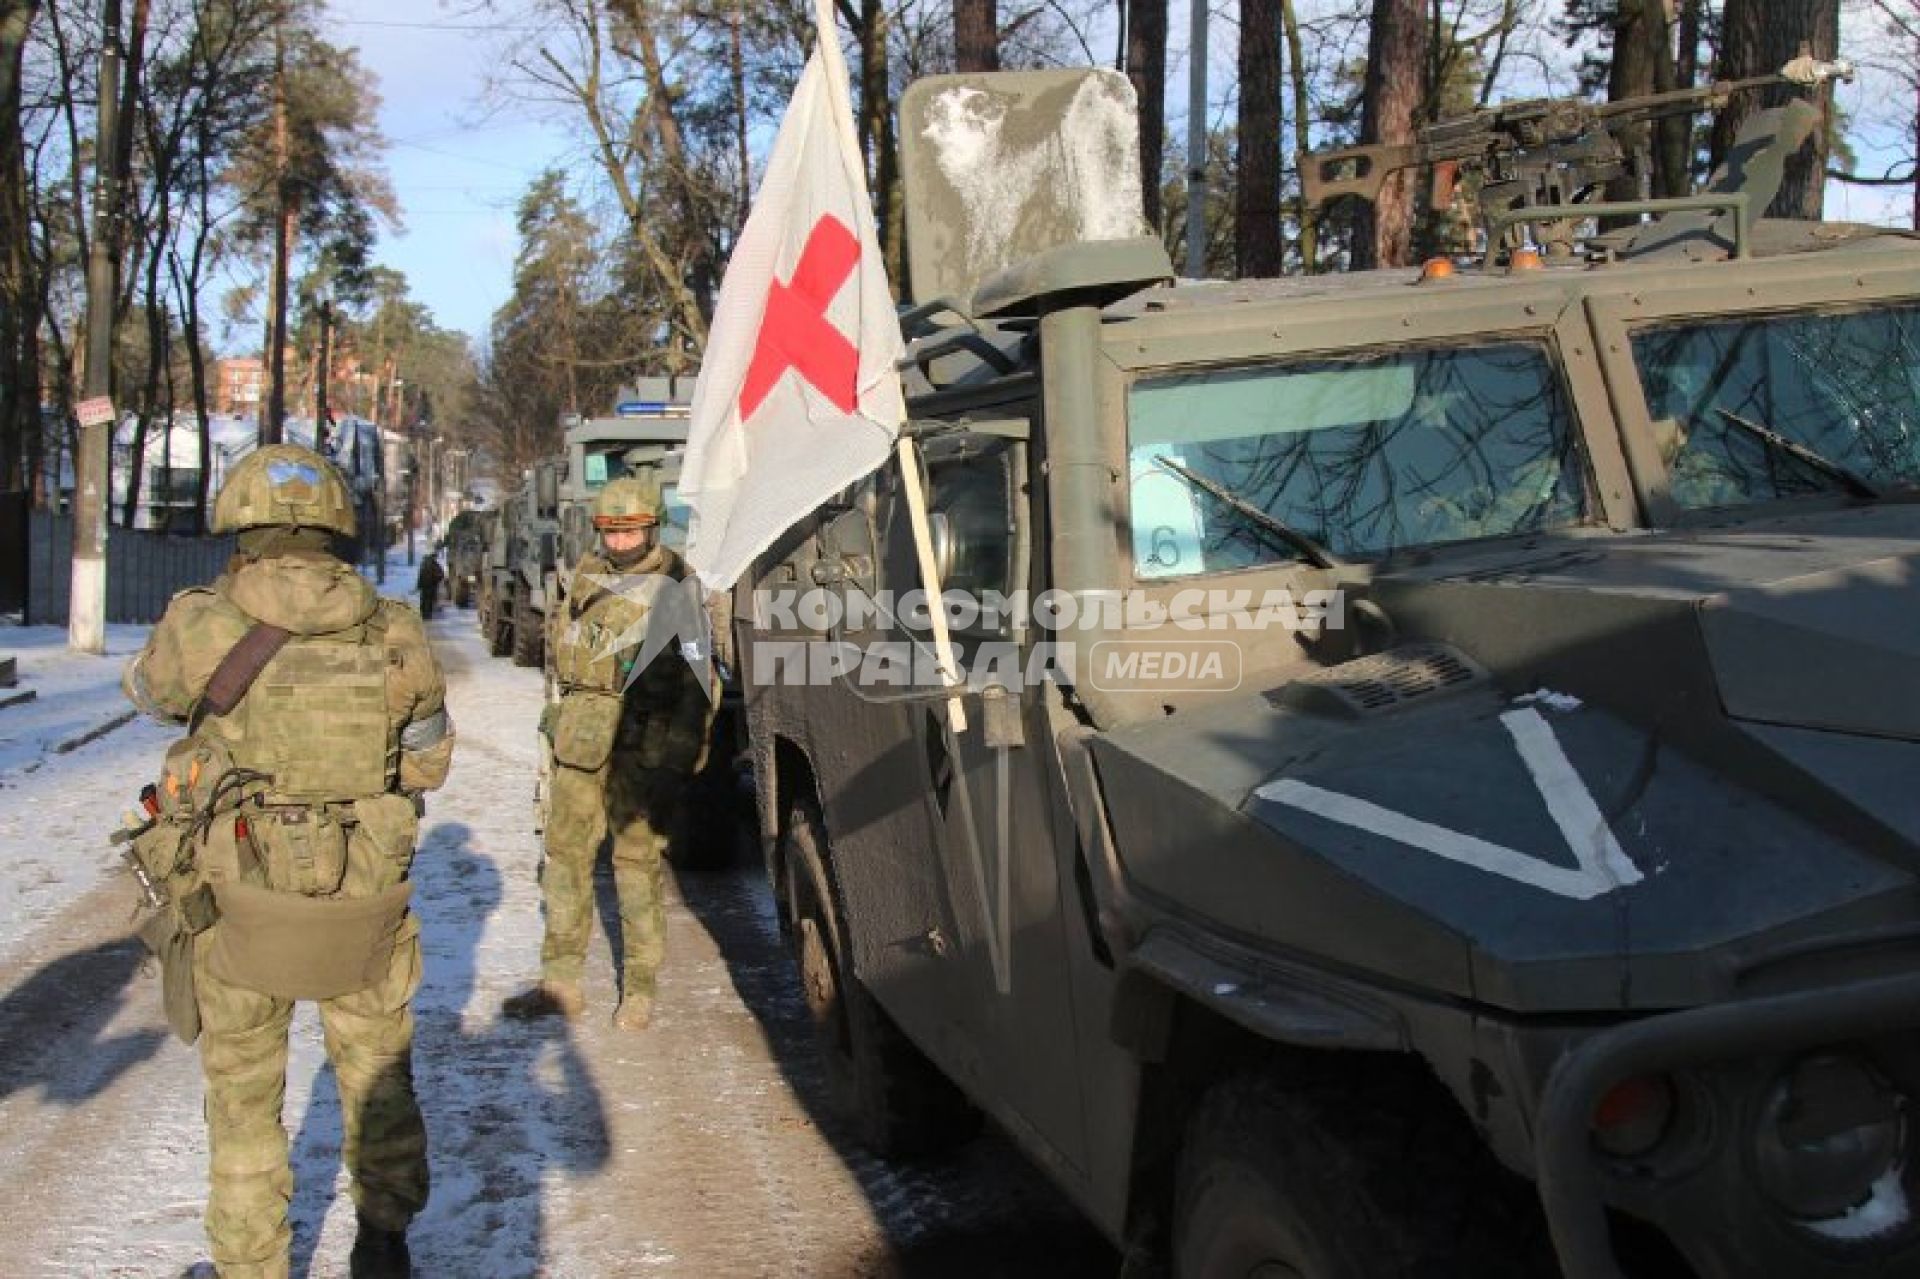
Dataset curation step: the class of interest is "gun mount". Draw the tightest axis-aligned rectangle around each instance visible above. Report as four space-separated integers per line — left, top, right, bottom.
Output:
1302 53 1855 261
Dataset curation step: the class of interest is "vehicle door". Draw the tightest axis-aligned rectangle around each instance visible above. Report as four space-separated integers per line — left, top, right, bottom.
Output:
870 423 1090 1172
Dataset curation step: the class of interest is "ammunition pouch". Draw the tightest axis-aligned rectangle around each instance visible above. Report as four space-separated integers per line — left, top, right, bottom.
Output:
136 906 202 1045
551 690 623 772
205 880 413 1001
252 806 352 897
352 792 420 891
131 875 219 1047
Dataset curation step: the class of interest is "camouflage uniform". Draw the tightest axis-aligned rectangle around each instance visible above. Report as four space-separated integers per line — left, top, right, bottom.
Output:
124 445 454 1279
508 478 712 1027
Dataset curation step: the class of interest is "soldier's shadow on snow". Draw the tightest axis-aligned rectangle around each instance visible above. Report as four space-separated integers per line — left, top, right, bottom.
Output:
286 821 610 1278
0 936 166 1105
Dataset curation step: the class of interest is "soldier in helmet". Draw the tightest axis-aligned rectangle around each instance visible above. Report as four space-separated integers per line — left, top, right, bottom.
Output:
503 474 714 1031
122 444 455 1279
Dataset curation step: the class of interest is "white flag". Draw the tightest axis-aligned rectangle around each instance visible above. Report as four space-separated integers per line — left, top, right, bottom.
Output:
679 0 905 590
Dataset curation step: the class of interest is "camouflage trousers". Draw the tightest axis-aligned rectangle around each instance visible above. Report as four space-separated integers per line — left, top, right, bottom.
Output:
539 752 682 996
193 920 428 1279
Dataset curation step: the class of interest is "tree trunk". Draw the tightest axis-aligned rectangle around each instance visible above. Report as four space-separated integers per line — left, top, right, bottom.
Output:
1280 0 1315 271
1236 0 1282 277
1126 0 1167 231
1664 0 1705 191
1710 0 1840 220
170 234 213 529
955 0 997 71
0 0 42 496
1603 0 1674 221
264 26 289 443
1352 0 1426 269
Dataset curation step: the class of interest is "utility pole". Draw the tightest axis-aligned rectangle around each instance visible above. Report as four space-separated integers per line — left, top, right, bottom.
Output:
70 0 123 655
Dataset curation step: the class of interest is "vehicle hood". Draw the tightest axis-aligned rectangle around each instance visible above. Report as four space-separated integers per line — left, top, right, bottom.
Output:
1091 505 1920 1014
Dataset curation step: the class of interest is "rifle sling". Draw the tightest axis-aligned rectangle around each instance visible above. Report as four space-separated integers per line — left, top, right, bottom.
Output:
200 622 294 718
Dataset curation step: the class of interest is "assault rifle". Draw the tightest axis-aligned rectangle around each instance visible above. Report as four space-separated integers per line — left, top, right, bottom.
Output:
1301 53 1855 255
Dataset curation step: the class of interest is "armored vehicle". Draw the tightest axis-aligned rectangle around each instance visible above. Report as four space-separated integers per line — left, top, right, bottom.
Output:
553 379 698 571
442 508 490 608
478 460 562 665
736 67 1920 1278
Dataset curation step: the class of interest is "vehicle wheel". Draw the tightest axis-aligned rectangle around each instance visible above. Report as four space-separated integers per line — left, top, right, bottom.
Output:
1173 1074 1549 1279
783 794 980 1157
511 585 543 667
484 592 512 657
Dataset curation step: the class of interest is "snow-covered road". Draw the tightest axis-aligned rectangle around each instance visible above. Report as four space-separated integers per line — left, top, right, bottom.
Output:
0 597 1108 1276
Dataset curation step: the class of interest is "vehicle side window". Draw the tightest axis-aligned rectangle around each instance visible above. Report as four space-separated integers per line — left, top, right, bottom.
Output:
1632 303 1920 509
1126 342 1587 577
876 437 1017 639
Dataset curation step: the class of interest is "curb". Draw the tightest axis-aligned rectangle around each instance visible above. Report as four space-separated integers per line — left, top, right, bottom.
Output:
54 709 137 755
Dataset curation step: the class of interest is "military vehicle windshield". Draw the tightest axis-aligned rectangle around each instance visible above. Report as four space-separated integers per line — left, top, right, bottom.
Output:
659 483 690 547
1633 303 1920 509
1127 342 1587 577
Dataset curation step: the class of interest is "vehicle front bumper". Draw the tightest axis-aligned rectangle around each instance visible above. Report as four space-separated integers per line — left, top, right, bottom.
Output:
1537 970 1920 1279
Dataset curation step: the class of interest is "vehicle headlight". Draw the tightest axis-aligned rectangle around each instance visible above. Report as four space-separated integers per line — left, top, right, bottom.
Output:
1752 1054 1907 1227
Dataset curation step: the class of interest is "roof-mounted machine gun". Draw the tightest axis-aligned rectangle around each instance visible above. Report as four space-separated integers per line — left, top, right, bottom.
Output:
1301 52 1855 260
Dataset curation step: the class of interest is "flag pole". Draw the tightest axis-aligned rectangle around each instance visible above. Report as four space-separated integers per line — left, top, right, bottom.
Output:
896 435 969 732
807 0 966 731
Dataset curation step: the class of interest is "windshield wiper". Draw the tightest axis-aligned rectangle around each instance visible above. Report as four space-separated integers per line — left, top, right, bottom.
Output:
1715 407 1881 499
1153 455 1345 569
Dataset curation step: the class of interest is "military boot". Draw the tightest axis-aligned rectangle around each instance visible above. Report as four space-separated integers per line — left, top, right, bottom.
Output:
612 991 653 1032
501 980 585 1020
349 1213 411 1278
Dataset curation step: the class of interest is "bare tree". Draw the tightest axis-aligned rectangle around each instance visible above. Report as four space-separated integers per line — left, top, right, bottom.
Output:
1127 0 1166 230
1237 0 1282 275
955 0 996 69
0 0 43 494
1711 0 1840 220
1352 0 1427 268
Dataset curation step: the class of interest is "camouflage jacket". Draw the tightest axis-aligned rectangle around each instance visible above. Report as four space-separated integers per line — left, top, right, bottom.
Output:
552 545 715 771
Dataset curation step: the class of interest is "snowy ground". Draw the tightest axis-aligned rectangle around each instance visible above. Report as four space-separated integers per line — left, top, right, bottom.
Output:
0 562 1108 1277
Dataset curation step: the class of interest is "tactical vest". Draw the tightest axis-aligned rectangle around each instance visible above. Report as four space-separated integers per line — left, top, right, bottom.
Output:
227 612 395 802
553 575 656 695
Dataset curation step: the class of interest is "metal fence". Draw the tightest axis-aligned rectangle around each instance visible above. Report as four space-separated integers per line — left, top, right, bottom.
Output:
0 492 25 615
25 511 233 625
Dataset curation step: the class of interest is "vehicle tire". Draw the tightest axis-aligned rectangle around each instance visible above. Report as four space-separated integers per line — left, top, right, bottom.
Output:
451 576 470 608
511 584 543 668
483 590 511 657
783 793 980 1157
1173 1073 1550 1279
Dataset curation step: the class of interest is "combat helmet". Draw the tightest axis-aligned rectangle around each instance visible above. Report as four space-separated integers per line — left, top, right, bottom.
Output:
212 443 357 537
592 475 662 531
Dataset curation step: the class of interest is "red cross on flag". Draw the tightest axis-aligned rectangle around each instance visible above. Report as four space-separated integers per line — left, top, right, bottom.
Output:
679 0 905 590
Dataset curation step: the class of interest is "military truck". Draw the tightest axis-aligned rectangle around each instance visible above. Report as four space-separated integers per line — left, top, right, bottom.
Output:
735 67 1920 1279
553 379 698 570
477 459 562 665
442 508 490 608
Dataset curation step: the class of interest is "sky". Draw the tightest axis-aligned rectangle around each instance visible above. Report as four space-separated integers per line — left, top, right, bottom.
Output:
325 0 580 343
321 0 1916 348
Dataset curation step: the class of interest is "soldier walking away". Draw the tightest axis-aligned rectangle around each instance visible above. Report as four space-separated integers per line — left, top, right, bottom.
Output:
121 444 456 1279
416 549 445 621
503 475 714 1031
